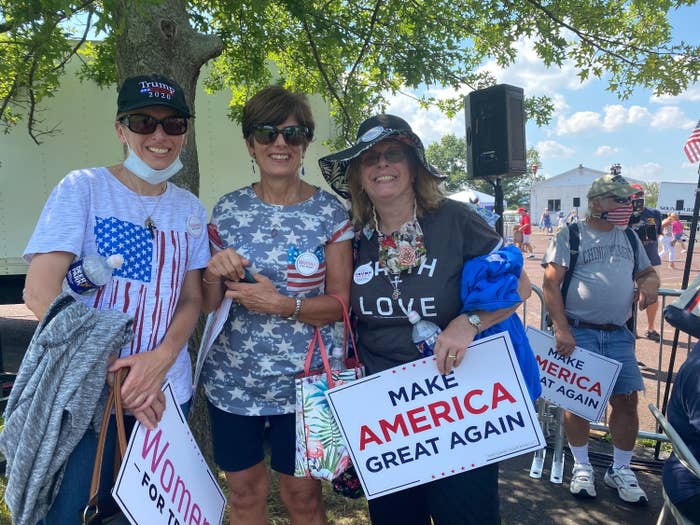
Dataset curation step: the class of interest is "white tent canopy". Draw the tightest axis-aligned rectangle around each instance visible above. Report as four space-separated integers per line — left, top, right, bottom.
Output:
448 189 501 210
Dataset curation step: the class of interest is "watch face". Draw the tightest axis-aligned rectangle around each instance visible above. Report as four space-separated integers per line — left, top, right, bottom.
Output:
469 314 481 327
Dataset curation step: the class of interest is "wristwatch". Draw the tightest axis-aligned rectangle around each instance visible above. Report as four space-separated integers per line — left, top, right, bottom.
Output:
465 313 482 334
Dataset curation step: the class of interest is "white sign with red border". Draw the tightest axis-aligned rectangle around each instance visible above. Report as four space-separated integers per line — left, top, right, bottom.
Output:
325 331 545 499
526 326 622 422
112 383 225 525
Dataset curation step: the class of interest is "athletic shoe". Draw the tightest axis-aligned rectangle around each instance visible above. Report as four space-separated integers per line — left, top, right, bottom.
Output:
645 330 660 342
570 463 597 498
604 466 648 504
527 254 536 259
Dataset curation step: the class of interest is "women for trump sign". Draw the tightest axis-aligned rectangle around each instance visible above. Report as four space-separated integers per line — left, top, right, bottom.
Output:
325 331 545 499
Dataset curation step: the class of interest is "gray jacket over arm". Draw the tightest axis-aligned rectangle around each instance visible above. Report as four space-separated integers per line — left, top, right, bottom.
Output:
0 293 133 525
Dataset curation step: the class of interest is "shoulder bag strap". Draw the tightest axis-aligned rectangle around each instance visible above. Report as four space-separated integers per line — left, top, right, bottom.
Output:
82 368 128 525
624 227 639 275
561 222 580 307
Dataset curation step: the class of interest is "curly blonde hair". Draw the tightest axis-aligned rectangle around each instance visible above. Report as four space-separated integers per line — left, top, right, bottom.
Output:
346 144 445 229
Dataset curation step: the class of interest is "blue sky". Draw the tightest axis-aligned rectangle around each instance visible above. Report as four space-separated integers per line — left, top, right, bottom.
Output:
386 4 700 184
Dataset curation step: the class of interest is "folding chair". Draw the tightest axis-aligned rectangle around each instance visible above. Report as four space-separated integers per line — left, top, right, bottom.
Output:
649 403 700 525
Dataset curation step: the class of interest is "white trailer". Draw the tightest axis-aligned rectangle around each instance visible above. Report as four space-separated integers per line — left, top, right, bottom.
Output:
0 62 336 303
657 181 696 219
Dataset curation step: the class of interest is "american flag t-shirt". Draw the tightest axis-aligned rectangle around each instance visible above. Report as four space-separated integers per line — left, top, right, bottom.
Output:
92 215 188 354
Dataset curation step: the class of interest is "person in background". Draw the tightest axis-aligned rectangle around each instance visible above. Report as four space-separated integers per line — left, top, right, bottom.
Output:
542 172 659 505
660 213 679 270
22 74 210 523
662 340 700 523
515 207 535 258
628 183 663 342
557 211 567 232
567 209 579 224
670 213 688 255
319 113 533 525
200 85 353 525
540 209 553 234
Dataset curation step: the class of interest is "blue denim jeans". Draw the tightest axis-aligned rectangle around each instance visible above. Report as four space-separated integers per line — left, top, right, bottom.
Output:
570 326 644 394
39 400 190 525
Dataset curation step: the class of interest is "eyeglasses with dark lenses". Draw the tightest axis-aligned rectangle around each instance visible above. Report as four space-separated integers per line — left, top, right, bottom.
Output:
120 114 188 136
360 148 407 167
252 125 310 146
609 195 631 204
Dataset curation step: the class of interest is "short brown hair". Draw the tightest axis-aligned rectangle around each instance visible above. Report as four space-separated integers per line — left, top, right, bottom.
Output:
242 85 315 145
347 144 444 229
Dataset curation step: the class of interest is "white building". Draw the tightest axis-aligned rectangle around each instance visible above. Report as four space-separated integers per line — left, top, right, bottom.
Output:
529 164 642 224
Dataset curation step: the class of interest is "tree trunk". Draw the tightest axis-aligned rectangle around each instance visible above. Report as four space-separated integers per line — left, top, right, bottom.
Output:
112 0 223 463
113 0 223 195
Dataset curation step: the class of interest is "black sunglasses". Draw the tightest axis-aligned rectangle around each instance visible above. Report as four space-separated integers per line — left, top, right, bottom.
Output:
119 114 188 136
252 125 310 146
360 148 408 167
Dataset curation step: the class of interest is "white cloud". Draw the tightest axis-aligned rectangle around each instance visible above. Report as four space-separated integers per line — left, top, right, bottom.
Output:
556 112 601 134
595 145 619 156
480 37 589 97
627 162 664 181
536 140 575 159
649 106 695 129
651 83 700 104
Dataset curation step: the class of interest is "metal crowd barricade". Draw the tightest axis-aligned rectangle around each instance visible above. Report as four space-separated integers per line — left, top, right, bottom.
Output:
519 285 695 484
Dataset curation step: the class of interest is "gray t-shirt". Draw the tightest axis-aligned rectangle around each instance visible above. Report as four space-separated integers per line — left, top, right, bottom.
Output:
542 221 651 326
351 199 502 375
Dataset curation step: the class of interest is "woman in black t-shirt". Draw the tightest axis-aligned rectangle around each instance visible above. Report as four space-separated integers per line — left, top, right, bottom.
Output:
320 114 532 525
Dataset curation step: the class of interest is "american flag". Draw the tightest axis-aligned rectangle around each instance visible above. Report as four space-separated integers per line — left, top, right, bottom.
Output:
684 119 700 164
95 216 153 281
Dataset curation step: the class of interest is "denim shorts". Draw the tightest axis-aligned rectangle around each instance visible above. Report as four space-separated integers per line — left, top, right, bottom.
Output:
207 401 295 474
570 325 644 395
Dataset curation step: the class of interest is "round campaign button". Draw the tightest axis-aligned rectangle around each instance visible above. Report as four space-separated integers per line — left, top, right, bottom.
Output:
295 252 320 276
187 215 203 237
353 263 374 285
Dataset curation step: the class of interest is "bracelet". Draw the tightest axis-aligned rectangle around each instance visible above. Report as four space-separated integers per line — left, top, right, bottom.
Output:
202 275 221 285
287 296 303 321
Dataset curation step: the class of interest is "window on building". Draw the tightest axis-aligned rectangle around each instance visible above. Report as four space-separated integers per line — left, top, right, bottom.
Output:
548 199 561 212
676 199 684 211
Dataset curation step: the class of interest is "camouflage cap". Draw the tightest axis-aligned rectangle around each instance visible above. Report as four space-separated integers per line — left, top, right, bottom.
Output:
587 174 637 199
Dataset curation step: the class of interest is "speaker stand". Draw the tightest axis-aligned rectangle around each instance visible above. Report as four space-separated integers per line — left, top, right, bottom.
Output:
489 178 505 237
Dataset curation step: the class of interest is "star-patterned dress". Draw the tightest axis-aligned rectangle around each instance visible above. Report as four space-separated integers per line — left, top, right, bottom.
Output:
202 186 353 416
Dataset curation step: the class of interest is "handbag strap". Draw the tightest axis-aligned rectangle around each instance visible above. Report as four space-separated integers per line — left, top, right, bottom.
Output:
303 327 334 386
82 368 128 525
328 294 361 368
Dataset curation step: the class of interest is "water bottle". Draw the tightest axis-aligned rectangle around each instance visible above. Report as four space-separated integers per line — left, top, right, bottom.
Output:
63 254 124 294
328 346 346 370
408 310 441 357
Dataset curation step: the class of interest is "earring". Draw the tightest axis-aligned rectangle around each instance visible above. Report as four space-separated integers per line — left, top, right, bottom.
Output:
301 156 305 177
251 157 256 175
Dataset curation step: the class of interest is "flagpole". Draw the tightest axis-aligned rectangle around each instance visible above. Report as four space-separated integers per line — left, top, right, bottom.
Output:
659 162 700 418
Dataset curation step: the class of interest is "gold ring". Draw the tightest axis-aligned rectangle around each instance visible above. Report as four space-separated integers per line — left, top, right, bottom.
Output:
448 353 457 359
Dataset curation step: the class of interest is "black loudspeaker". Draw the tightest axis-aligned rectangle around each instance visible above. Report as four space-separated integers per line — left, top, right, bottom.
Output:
465 84 526 179
573 197 581 207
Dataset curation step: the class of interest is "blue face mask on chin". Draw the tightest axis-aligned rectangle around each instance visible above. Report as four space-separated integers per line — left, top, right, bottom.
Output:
123 142 183 185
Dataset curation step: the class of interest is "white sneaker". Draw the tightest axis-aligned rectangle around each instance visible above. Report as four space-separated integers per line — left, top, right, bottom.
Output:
604 466 648 504
570 463 596 498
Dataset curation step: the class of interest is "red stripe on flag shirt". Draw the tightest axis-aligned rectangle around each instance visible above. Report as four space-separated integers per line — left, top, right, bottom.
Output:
684 119 700 164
